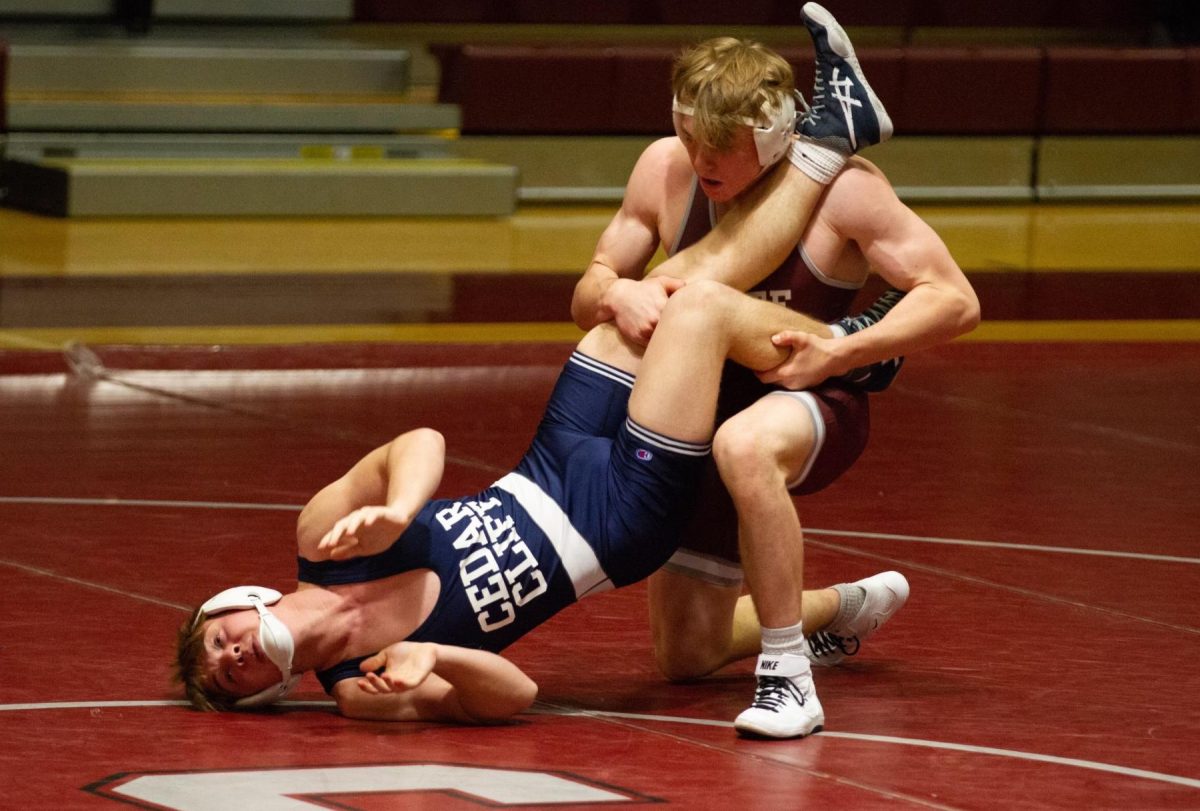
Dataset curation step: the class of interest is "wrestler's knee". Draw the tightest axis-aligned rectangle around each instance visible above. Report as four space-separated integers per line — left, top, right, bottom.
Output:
713 415 791 495
660 278 738 323
648 570 737 681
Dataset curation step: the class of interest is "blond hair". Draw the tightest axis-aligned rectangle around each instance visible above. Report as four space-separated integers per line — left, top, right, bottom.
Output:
672 37 795 153
174 607 236 712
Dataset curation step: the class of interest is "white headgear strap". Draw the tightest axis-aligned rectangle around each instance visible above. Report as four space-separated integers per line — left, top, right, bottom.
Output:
672 91 798 168
197 585 302 708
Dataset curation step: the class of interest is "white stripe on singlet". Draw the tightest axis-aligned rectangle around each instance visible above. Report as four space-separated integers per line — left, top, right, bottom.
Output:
625 418 712 457
493 471 614 599
568 351 635 389
766 389 827 489
799 242 864 290
663 548 744 587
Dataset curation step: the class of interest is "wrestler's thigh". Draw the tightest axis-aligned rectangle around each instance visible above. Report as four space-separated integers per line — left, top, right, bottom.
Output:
575 322 644 375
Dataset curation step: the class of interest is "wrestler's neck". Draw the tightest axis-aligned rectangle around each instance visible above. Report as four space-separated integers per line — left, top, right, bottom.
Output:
271 587 356 673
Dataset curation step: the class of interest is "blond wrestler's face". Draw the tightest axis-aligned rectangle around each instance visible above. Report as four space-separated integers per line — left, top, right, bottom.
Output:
673 112 765 204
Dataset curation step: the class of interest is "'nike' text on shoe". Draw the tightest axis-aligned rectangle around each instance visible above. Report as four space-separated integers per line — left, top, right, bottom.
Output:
734 653 825 739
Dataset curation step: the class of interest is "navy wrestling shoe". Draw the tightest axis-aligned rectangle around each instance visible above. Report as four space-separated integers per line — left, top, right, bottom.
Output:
835 288 906 393
799 2 894 153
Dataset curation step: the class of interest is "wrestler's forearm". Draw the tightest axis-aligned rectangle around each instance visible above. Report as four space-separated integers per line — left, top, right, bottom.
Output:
384 428 446 516
833 281 980 369
570 261 621 330
433 645 538 722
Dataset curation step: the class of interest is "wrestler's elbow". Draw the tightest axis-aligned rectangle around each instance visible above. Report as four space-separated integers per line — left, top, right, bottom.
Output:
952 281 982 336
508 674 539 715
467 676 539 723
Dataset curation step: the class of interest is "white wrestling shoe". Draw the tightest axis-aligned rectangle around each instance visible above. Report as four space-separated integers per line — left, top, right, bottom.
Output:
734 653 825 739
806 570 910 667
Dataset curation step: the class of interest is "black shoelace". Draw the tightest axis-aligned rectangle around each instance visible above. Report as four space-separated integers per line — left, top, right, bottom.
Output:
807 631 861 659
844 288 905 332
750 676 808 712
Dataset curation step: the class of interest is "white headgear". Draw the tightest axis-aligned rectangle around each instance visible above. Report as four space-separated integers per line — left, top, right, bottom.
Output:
672 91 798 168
196 585 302 708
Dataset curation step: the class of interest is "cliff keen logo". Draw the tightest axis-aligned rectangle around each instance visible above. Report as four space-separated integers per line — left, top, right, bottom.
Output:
635 449 653 462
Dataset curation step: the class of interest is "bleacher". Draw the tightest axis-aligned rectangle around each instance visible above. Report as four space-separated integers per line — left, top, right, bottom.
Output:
0 1 517 216
0 0 1197 215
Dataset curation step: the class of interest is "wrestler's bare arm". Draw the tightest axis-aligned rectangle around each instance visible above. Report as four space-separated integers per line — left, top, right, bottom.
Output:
762 160 980 388
296 428 446 561
333 642 537 723
823 161 979 362
571 139 674 342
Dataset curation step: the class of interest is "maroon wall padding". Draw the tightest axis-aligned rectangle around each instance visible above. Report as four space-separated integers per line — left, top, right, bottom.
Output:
512 0 639 24
354 0 507 23
900 47 1043 134
1186 47 1200 132
0 38 8 135
1042 48 1188 133
771 0 916 27
914 0 1057 27
610 46 679 134
437 43 1198 136
355 0 1150 27
653 0 774 25
1043 0 1152 28
917 0 1151 28
442 46 619 134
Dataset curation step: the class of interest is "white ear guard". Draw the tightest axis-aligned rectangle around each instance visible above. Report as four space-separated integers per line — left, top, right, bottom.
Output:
672 91 798 168
197 586 302 708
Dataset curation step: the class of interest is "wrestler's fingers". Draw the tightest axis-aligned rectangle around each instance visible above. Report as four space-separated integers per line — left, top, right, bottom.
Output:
327 535 360 559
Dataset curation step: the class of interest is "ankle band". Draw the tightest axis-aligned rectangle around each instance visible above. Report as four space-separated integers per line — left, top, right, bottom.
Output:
788 137 846 184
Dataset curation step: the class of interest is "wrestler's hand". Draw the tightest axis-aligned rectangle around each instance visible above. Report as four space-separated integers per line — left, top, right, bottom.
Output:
356 642 437 694
607 276 685 345
316 505 410 560
757 330 840 390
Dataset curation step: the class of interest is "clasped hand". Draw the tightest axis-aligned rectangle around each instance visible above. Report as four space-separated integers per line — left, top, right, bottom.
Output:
610 276 685 346
756 330 840 391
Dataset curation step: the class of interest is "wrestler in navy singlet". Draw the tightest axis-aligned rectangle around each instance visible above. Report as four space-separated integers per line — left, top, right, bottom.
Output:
300 352 710 692
663 178 871 583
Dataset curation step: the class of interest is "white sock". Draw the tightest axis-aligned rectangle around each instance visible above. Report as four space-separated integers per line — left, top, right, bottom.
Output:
761 621 806 658
828 323 847 338
832 584 867 627
787 136 847 184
